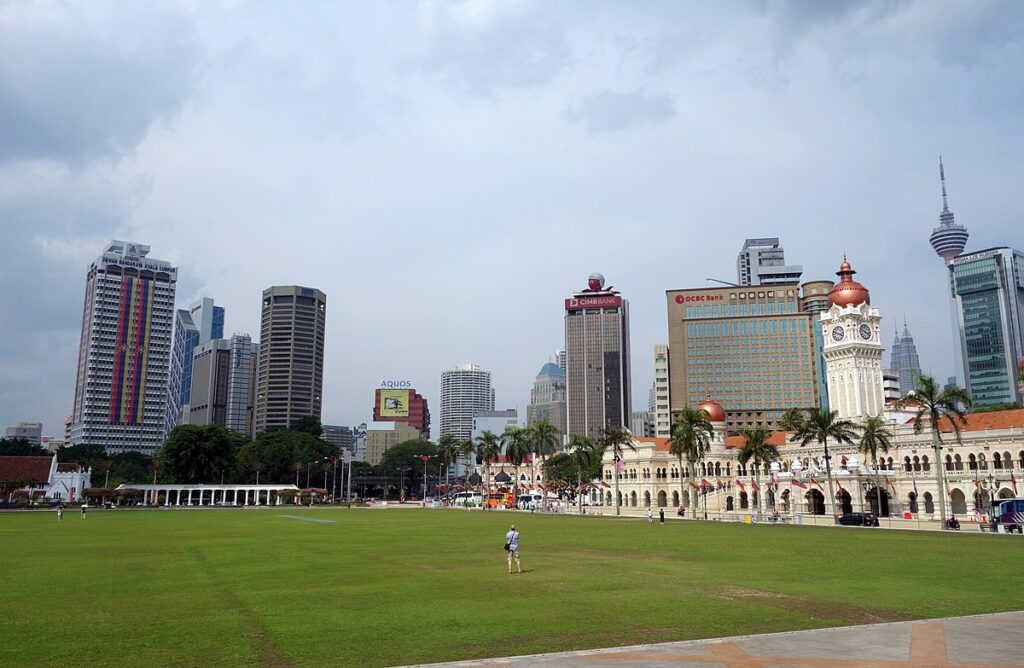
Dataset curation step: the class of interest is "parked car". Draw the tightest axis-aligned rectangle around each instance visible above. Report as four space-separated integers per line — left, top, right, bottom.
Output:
838 512 879 527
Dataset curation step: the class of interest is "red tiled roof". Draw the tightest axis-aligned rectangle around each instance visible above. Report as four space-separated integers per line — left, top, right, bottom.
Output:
635 437 672 452
56 462 84 473
930 408 1024 433
0 456 53 484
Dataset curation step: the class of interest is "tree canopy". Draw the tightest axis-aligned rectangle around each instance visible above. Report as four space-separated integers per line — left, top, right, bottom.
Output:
238 429 336 484
378 440 437 474
158 425 239 484
0 437 48 457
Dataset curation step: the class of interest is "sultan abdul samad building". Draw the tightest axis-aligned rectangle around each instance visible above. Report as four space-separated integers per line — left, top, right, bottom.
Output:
604 257 1024 523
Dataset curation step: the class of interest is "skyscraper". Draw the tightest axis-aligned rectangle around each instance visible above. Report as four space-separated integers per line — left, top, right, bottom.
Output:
254 286 327 434
736 238 803 286
889 320 922 397
188 333 256 439
666 282 818 433
652 344 671 437
565 273 631 440
526 362 567 437
948 247 1024 407
439 364 494 441
166 297 224 432
70 241 177 453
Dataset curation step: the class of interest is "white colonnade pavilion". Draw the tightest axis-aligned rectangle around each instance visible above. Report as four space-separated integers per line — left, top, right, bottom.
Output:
114 484 301 506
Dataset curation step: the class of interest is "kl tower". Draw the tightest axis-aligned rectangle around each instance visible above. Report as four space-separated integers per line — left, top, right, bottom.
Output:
929 158 969 387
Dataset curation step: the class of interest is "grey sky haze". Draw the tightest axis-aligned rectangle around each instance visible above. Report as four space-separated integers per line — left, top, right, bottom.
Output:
1 1 1022 439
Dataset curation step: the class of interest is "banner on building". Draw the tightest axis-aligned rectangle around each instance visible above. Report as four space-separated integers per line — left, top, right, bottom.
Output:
379 389 410 417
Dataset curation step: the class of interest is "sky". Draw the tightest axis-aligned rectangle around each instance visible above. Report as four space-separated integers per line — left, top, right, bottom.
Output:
2 0 1023 439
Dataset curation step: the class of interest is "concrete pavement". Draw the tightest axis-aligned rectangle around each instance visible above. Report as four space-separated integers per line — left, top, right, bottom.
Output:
410 611 1024 667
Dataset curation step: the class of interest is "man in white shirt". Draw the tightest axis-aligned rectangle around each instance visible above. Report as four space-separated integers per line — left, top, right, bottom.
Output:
505 524 521 574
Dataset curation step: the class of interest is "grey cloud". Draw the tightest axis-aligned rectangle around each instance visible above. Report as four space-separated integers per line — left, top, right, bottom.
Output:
566 89 675 133
0 4 199 165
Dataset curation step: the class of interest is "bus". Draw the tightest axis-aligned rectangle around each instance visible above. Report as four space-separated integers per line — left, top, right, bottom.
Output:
992 498 1024 533
484 492 515 509
452 492 483 508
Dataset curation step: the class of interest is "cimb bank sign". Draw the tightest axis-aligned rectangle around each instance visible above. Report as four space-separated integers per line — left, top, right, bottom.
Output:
380 380 413 389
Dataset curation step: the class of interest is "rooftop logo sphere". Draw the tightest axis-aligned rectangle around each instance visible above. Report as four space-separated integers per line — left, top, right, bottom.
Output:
588 273 605 291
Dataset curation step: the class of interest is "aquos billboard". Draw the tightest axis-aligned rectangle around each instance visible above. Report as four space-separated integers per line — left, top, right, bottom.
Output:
379 389 411 417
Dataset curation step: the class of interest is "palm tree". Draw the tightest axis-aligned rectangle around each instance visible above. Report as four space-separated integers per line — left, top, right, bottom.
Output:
251 461 265 485
858 415 894 517
567 434 597 514
474 431 501 502
779 408 805 434
669 405 715 519
291 461 303 488
436 433 460 494
737 427 779 520
503 426 531 505
796 408 857 521
904 374 972 527
599 425 635 516
529 418 562 464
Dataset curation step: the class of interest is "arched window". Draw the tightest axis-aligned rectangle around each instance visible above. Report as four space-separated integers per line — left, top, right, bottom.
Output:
923 492 934 514
945 455 954 471
672 490 679 507
643 491 651 507
913 456 921 472
993 453 1003 470
954 454 963 471
907 492 918 513
922 455 930 472
979 454 987 470
739 491 749 509
904 456 912 472
630 491 638 507
1003 451 1012 469
714 462 722 476
1019 451 1024 469
726 496 734 511
968 454 977 471
726 463 731 476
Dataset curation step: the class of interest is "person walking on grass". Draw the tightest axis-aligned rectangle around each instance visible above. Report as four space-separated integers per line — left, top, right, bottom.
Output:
57 505 63 522
81 503 87 519
647 507 653 523
505 524 521 574
659 508 665 525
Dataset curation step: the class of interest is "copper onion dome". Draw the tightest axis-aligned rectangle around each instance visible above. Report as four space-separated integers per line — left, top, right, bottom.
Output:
698 392 726 422
828 257 870 307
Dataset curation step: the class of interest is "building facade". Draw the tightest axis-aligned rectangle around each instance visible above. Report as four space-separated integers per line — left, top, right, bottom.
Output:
372 387 431 438
225 334 257 439
652 344 671 437
736 238 803 286
70 241 177 453
525 362 567 437
188 338 232 429
254 286 327 434
947 247 1024 407
4 422 42 446
890 322 923 397
820 258 885 420
166 298 225 433
321 425 355 456
364 421 424 466
439 364 494 441
666 282 818 433
565 273 631 440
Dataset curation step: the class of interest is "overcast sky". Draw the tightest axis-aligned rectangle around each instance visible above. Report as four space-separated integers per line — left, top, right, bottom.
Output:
2 1 1023 439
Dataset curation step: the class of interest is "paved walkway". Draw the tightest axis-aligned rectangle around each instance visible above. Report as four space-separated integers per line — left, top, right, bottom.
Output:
411 611 1024 667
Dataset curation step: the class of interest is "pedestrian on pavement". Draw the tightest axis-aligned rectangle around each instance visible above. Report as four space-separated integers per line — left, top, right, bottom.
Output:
505 524 521 574
659 508 665 525
647 507 653 523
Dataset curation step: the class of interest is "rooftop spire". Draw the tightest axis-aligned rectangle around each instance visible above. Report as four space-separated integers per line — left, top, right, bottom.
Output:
929 156 968 262
940 156 949 212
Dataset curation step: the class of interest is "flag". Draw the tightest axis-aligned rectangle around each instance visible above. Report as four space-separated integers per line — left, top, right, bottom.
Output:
716 477 724 491
702 479 714 491
689 481 699 490
735 479 745 491
887 477 898 494
600 481 610 489
792 480 807 489
751 480 760 492
1012 472 1018 494
810 478 823 491
614 457 625 475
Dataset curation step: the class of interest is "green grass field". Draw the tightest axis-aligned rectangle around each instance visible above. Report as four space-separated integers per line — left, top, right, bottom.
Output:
2 507 1021 667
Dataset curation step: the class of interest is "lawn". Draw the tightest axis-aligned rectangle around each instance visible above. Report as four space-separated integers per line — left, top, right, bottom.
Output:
1 508 1021 667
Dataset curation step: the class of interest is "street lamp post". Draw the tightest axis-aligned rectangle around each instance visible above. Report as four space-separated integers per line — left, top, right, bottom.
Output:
418 454 434 504
398 467 412 502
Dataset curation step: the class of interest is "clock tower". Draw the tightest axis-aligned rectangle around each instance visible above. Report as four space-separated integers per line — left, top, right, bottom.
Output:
820 257 884 420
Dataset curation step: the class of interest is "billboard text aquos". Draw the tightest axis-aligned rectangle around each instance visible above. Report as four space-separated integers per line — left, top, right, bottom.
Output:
380 380 413 389
379 389 410 417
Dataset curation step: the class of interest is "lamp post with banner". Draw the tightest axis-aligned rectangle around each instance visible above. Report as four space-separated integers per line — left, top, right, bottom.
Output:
418 454 435 504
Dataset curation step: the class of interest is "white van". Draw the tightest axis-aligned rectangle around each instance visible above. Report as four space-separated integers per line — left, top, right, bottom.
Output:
517 493 544 510
452 492 483 508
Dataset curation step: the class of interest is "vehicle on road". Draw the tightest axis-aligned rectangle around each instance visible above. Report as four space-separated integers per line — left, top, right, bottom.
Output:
991 498 1024 533
451 492 483 508
838 512 879 527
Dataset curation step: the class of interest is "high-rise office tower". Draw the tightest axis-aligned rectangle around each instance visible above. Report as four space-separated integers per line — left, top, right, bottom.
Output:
565 273 631 440
4 422 43 446
439 364 494 441
526 361 567 437
736 238 803 286
652 344 671 437
372 387 431 438
188 333 256 438
947 247 1024 407
254 286 327 434
70 241 177 453
321 425 355 456
556 347 566 372
820 258 885 420
801 280 833 409
929 158 970 385
166 297 224 432
666 281 818 433
889 320 922 397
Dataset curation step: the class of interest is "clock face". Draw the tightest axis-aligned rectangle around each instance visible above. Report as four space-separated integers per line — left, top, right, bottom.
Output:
831 326 845 342
859 324 872 340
